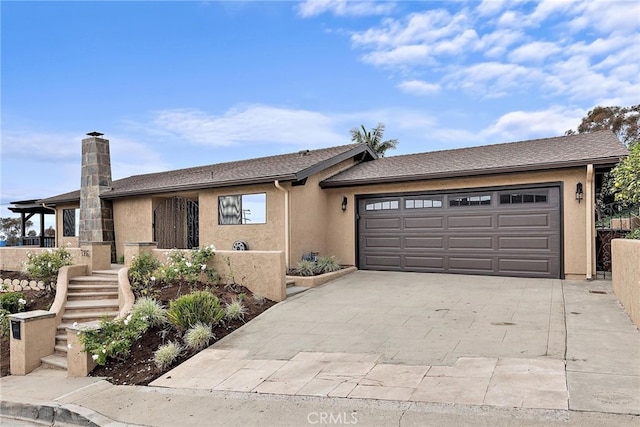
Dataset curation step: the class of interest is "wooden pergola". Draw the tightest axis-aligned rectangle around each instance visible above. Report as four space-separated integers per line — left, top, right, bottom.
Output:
8 199 56 247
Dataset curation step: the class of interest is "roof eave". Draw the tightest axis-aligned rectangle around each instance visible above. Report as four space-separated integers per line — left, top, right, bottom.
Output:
294 144 377 181
320 156 625 189
101 174 299 200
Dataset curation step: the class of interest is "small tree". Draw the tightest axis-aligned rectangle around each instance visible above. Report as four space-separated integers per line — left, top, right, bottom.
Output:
350 123 398 157
611 143 640 204
0 217 33 246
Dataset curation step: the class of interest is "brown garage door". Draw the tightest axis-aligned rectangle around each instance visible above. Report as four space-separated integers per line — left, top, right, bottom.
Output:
358 186 561 278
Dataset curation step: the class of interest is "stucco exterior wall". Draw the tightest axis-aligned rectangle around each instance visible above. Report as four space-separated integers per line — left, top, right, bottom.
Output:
612 239 640 328
323 167 589 278
56 203 80 248
113 197 153 259
0 247 83 271
199 183 285 252
288 158 358 265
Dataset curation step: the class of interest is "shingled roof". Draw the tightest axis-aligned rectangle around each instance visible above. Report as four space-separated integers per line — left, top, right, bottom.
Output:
321 130 628 188
40 143 376 204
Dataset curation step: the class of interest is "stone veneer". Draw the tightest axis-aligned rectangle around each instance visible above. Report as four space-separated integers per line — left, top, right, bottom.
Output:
79 133 115 262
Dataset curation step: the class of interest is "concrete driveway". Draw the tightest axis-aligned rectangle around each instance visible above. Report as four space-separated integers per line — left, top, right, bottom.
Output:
151 271 639 415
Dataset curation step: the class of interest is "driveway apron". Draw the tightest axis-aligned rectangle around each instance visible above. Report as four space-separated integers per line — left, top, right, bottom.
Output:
151 271 639 415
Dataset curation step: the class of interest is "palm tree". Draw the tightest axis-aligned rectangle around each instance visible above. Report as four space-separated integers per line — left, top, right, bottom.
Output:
350 123 398 157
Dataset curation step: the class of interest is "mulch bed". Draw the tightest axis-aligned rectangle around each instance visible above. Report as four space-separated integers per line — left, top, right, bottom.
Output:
1 271 276 385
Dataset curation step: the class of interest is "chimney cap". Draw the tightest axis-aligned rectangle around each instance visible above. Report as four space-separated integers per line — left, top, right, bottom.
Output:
86 131 104 137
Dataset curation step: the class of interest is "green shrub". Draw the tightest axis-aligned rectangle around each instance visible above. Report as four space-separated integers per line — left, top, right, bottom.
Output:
0 292 27 314
79 313 149 365
626 228 640 239
131 297 167 328
157 246 218 285
225 298 247 321
184 323 213 351
154 341 182 370
23 247 73 289
314 256 341 274
167 291 225 331
129 253 162 298
0 309 10 338
294 260 316 277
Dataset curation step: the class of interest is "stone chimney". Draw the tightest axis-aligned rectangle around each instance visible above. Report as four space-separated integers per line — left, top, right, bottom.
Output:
79 132 115 262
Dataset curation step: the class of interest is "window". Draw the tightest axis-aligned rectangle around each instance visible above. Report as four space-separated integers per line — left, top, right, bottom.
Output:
405 197 443 209
63 208 78 237
365 200 399 211
218 193 266 225
449 195 491 207
500 192 548 204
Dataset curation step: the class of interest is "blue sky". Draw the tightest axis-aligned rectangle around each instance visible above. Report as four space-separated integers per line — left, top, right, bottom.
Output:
1 0 639 227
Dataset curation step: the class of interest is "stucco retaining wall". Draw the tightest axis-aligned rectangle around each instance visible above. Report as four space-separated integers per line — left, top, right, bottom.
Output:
612 239 640 328
0 248 83 272
126 246 286 302
287 266 357 288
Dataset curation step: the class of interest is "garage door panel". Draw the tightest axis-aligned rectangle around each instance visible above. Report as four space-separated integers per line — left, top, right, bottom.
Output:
499 259 550 274
364 236 401 248
405 237 444 249
404 217 444 229
364 254 402 268
498 213 550 227
448 215 493 228
449 236 494 249
449 257 494 271
364 217 401 230
499 236 550 250
358 186 561 278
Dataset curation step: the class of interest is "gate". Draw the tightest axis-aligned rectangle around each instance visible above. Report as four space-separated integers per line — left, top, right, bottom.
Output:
154 197 199 249
595 201 639 272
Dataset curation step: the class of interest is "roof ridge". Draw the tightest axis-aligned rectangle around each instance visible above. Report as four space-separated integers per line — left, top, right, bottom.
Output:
381 130 616 161
120 142 365 180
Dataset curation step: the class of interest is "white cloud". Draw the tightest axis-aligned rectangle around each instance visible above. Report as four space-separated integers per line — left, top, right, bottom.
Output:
397 80 440 96
445 62 542 98
147 105 347 148
481 106 586 141
297 0 395 17
508 41 561 63
1 130 81 161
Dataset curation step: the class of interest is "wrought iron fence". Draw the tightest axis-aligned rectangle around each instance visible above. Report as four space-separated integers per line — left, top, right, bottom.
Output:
595 201 639 272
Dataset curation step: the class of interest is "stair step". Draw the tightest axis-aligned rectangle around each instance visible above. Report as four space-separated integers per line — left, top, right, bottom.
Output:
55 334 67 342
40 354 67 370
65 299 119 310
62 311 119 322
55 344 68 354
286 279 296 287
92 269 121 277
67 291 118 300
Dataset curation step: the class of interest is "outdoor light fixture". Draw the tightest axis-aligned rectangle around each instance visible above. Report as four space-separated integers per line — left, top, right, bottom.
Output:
576 182 583 203
341 196 348 211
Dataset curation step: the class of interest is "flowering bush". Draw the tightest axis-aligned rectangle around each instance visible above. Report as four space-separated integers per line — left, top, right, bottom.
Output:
129 252 162 298
79 312 149 365
0 292 27 313
156 246 218 285
23 247 73 291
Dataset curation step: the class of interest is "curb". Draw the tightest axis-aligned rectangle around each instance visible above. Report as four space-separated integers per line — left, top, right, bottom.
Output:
0 398 144 427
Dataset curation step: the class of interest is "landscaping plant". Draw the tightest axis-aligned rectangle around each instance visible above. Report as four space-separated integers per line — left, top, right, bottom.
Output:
23 247 73 291
157 246 218 285
314 256 340 274
79 312 149 365
294 260 316 276
153 341 182 370
166 290 225 331
183 323 214 351
224 298 247 322
131 297 167 328
128 252 162 298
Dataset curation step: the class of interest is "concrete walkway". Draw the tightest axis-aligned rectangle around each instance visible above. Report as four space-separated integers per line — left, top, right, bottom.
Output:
2 271 639 426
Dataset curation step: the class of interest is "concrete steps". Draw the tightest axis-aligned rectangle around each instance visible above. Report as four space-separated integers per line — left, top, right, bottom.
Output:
286 278 309 297
40 271 122 372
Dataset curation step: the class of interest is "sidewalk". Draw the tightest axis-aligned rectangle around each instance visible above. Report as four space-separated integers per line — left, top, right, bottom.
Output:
1 276 638 426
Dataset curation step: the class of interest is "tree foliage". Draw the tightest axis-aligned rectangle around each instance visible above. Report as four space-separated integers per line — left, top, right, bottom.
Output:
350 123 398 157
566 105 639 147
0 217 33 246
610 143 640 204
